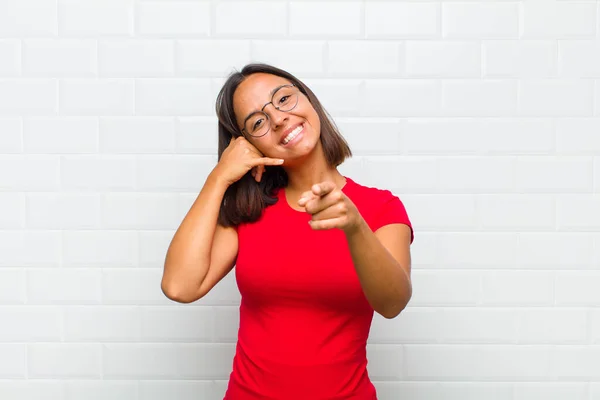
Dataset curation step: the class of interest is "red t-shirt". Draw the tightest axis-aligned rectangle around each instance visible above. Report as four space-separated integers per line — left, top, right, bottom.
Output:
223 177 413 400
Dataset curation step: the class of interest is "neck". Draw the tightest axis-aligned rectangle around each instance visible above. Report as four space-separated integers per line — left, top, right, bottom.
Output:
283 141 346 195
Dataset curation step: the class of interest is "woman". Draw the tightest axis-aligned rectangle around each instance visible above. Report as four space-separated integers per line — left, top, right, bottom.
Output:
161 63 414 400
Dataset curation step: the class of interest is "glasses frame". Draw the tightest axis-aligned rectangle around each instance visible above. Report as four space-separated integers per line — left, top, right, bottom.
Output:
240 83 299 138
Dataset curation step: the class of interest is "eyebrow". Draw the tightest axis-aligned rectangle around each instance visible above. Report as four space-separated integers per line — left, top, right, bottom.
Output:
242 84 288 124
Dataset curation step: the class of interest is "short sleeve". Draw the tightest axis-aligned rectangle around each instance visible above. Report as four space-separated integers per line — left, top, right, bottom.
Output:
370 190 414 244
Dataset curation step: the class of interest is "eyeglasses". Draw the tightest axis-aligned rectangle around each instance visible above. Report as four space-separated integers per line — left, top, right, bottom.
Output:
241 84 299 138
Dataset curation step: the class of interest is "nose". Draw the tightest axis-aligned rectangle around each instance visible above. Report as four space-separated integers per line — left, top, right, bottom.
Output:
264 103 288 129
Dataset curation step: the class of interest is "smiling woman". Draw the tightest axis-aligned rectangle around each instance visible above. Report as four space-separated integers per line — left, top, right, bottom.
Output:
161 63 414 400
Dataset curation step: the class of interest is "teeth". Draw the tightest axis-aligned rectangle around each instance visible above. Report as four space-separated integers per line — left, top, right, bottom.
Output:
282 125 303 145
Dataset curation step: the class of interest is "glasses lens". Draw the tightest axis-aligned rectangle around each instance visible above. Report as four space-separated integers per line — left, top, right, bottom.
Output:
273 85 298 112
245 112 269 137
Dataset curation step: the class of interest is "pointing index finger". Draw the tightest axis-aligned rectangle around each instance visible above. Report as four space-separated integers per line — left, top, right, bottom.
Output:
312 181 335 197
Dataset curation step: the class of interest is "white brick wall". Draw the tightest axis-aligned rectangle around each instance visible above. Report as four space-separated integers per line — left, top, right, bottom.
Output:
0 1 598 399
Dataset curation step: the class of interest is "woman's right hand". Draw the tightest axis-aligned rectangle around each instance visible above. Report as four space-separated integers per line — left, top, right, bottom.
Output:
215 136 284 186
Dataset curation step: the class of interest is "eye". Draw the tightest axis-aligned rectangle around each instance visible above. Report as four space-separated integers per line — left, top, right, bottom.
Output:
253 118 264 130
278 95 290 104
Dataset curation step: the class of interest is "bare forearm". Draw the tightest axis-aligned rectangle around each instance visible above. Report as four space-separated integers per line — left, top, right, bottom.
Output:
162 170 229 294
344 220 412 319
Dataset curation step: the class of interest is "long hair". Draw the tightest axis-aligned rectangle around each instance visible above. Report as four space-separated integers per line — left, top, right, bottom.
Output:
215 63 352 227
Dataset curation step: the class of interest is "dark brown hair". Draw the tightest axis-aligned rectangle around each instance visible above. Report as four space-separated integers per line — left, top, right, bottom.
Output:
215 63 352 227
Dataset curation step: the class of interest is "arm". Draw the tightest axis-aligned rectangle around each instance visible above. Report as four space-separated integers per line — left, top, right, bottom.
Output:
344 221 412 319
161 171 238 303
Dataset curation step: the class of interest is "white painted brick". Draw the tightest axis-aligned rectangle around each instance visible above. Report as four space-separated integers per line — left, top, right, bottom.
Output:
483 40 557 78
290 2 361 37
135 79 212 116
361 156 437 193
23 39 96 77
516 155 593 192
482 271 554 306
141 307 213 342
442 80 518 117
437 233 517 269
0 0 57 37
478 194 555 231
442 3 519 39
0 193 25 229
404 345 552 380
555 271 600 306
557 194 600 231
593 383 600 400
518 233 594 269
138 230 173 268
65 381 137 400
374 382 513 400
28 344 102 378
176 117 219 154
137 2 210 37
366 344 403 380
0 306 61 342
596 80 600 116
553 346 600 379
439 308 519 344
59 0 133 36
335 118 402 155
23 117 98 154
0 117 22 153
0 231 61 267
365 2 439 38
0 80 57 116
0 269 26 304
519 80 594 117
102 343 235 379
214 306 239 343
592 309 600 344
596 158 600 193
517 308 587 344
176 40 251 77
559 40 600 78
409 232 437 269
328 41 401 76
514 383 588 400
103 268 171 305
102 193 180 230
63 230 137 268
0 381 63 400
302 79 363 117
522 0 597 39
27 193 100 230
64 306 140 342
99 40 174 77
0 344 27 378
410 270 480 306
364 80 440 117
0 40 21 76
369 308 439 344
402 194 477 231
61 155 136 191
557 118 600 154
252 40 325 75
136 155 217 191
100 117 176 154
60 79 135 116
406 41 480 78
215 2 286 37
438 157 515 193
0 155 59 191
403 118 555 155
27 269 102 305
138 381 223 400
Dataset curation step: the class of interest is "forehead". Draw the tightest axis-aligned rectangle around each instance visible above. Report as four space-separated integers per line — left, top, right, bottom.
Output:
233 73 292 113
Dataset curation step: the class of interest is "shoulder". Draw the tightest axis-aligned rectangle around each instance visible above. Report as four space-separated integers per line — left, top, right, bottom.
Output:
344 177 414 242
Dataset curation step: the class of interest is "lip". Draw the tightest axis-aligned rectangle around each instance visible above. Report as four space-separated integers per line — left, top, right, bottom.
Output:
280 123 304 144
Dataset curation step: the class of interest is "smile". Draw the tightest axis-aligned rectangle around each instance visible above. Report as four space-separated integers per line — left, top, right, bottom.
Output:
281 124 304 145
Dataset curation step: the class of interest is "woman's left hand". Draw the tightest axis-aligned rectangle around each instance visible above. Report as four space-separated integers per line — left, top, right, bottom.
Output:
298 181 363 234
